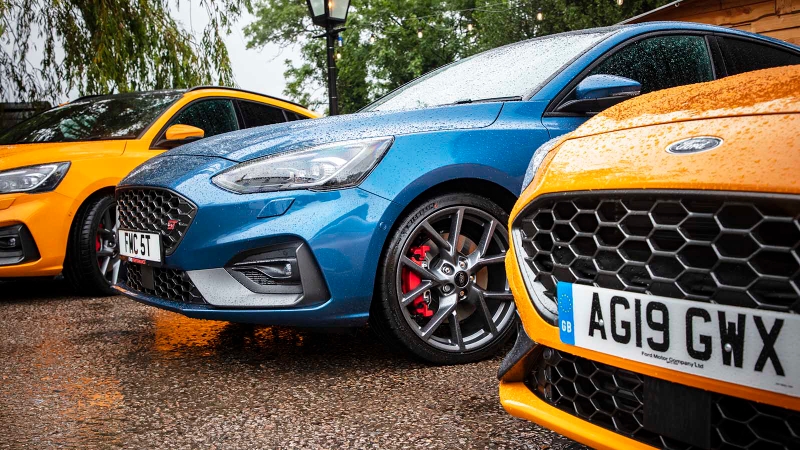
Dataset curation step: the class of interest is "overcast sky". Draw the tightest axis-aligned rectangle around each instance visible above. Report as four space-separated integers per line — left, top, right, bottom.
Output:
173 2 303 99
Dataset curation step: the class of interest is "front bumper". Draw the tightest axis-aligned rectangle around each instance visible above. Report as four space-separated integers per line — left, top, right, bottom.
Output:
116 157 402 326
498 324 800 450
498 324 651 450
0 191 74 277
501 189 800 449
115 282 352 327
500 376 653 450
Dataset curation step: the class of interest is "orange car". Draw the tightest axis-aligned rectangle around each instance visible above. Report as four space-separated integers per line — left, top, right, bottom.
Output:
0 87 316 295
500 66 800 449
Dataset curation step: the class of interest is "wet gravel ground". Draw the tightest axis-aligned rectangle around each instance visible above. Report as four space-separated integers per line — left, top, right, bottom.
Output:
0 279 585 449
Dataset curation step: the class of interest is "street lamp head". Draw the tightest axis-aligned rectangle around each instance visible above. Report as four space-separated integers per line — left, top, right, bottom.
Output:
328 0 350 22
306 0 326 25
307 0 350 26
306 0 351 116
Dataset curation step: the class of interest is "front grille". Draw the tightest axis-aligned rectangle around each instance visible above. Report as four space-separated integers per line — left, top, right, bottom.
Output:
513 192 800 313
125 264 205 304
116 187 197 255
527 347 800 450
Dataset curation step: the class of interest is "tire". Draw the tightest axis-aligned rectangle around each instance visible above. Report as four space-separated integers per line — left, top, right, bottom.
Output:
370 193 518 365
64 194 123 296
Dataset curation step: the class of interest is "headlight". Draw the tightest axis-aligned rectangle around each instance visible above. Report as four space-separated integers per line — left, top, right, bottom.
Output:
520 137 562 194
212 137 394 194
0 162 71 194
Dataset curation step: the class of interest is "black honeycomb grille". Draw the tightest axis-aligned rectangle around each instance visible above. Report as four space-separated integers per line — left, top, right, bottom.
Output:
116 187 197 255
527 347 800 450
513 191 800 314
125 264 206 304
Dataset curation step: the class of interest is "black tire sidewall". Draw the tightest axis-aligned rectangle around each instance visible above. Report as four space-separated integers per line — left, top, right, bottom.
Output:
375 193 517 365
64 195 118 296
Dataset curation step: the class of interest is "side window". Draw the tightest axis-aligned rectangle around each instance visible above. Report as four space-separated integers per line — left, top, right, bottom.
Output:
170 99 238 138
720 37 800 76
286 112 309 121
589 35 714 94
238 101 287 128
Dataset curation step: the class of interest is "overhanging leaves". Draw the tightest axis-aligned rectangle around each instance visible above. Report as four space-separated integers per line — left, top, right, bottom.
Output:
0 0 251 102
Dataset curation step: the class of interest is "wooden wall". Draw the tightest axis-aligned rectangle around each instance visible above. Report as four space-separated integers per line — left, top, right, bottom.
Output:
628 0 800 45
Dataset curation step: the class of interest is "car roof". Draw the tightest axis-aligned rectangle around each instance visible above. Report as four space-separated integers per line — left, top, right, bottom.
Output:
481 21 798 58
72 86 309 111
185 86 309 110
617 21 800 50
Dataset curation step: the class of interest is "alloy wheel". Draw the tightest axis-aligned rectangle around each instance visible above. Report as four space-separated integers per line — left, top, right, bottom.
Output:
395 205 516 352
94 203 122 286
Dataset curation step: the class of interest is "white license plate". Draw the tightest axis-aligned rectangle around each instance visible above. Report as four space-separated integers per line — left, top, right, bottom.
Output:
118 230 162 263
557 282 799 397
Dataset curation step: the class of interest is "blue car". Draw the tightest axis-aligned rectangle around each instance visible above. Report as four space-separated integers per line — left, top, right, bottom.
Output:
115 22 800 364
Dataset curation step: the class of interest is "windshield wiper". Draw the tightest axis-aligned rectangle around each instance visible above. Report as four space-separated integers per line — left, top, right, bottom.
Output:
451 96 523 105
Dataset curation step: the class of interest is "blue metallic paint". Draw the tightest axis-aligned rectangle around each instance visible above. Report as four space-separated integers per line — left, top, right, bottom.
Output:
117 22 800 326
167 102 505 162
257 198 295 218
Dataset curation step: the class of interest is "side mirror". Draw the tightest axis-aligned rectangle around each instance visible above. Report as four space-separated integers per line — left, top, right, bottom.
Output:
556 75 642 115
157 124 205 149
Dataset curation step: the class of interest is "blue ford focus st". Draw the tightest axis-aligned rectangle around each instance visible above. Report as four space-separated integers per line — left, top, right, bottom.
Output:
115 22 800 364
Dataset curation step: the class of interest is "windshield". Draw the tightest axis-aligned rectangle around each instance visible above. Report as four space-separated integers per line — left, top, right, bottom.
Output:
364 30 612 112
0 91 182 144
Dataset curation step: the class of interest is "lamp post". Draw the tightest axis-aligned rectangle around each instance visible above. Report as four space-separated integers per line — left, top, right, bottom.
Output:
306 0 351 115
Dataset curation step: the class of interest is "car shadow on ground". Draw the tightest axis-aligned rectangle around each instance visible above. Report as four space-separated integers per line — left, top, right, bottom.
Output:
143 308 427 370
0 277 80 301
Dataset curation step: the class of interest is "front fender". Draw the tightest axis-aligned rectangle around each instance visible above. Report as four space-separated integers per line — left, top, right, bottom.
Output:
359 120 551 207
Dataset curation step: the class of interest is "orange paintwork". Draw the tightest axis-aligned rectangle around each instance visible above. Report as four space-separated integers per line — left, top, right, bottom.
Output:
501 65 800 449
572 65 800 139
0 89 317 278
164 124 205 140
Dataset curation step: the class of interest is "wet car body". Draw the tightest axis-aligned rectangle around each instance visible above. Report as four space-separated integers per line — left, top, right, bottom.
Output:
115 22 800 363
117 105 513 325
499 66 800 449
0 88 316 295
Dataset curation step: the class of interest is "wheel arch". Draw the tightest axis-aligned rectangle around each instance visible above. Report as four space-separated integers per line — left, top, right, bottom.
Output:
369 177 518 311
64 185 117 257
401 178 518 214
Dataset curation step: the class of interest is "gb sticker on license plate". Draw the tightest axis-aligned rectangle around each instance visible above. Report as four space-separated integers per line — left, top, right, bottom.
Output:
557 281 576 345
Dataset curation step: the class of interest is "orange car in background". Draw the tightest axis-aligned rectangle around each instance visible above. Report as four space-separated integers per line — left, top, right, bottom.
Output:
0 87 317 295
500 66 800 449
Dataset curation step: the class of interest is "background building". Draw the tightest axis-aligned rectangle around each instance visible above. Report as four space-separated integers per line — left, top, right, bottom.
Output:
626 0 800 44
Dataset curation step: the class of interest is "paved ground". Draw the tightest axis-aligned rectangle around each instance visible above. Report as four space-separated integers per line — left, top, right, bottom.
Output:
0 279 584 449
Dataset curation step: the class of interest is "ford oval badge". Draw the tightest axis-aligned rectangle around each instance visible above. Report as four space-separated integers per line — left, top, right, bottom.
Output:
666 136 723 154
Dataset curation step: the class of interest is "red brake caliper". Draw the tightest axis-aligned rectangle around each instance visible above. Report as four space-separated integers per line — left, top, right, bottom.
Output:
96 224 103 252
402 245 434 318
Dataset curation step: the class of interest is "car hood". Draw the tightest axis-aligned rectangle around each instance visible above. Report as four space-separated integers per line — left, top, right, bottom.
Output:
572 65 800 139
0 140 127 171
166 102 503 163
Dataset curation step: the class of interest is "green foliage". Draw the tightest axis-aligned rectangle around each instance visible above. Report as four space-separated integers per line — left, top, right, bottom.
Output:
474 0 670 51
1 0 251 102
247 0 478 113
247 0 671 114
